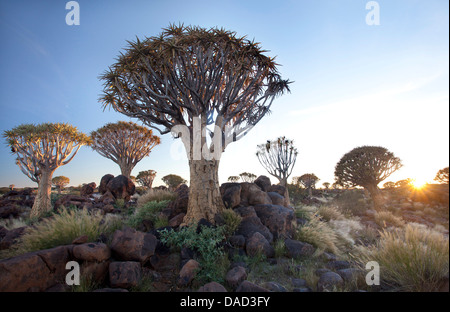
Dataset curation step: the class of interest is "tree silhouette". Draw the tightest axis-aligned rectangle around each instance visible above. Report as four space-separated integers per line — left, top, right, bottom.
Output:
136 170 157 189
52 176 70 195
434 167 449 184
239 172 257 183
162 174 187 191
91 121 160 178
99 25 290 224
3 123 90 217
335 146 402 209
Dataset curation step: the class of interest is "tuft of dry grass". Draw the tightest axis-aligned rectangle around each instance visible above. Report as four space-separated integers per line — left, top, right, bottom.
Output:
374 211 405 228
354 224 449 291
137 188 176 207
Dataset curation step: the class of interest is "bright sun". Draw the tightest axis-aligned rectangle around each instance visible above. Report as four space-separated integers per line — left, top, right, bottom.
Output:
411 179 427 189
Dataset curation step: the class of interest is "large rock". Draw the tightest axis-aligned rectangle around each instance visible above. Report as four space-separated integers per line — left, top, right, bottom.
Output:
81 260 110 284
109 261 142 288
73 242 111 262
165 185 189 218
226 266 247 289
99 174 114 194
246 232 274 258
239 183 272 206
254 204 296 239
110 227 157 263
178 259 200 286
267 192 285 206
0 204 21 219
198 281 228 292
236 280 270 292
317 271 344 292
254 175 272 192
222 184 241 209
284 238 315 258
80 182 96 197
0 245 71 292
268 185 290 206
234 206 273 243
0 226 26 250
106 175 135 200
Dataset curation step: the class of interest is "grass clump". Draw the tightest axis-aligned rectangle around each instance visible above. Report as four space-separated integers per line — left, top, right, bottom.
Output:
374 211 405 228
221 208 242 237
127 200 169 230
137 189 176 206
18 207 117 253
355 224 449 291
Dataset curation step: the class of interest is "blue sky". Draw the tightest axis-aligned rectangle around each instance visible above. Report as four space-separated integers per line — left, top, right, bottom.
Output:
0 0 448 188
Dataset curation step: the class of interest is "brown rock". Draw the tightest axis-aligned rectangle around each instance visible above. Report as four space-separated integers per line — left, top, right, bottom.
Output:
72 235 89 245
106 175 135 200
0 226 26 250
99 174 114 194
285 238 315 258
178 259 200 286
254 175 272 192
317 271 344 292
234 206 273 243
80 182 96 197
109 261 142 288
73 243 111 262
102 204 115 213
198 281 228 292
225 266 247 289
222 185 241 209
169 213 185 228
81 260 110 284
246 232 274 258
254 204 296 239
110 227 157 263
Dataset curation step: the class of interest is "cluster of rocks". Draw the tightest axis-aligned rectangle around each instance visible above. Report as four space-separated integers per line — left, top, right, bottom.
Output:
0 188 34 219
54 174 135 214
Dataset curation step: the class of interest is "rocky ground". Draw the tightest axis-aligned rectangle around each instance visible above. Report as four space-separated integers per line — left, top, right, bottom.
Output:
0 175 448 292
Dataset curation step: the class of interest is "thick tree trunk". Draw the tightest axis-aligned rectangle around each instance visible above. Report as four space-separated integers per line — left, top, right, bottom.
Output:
279 177 291 206
366 184 385 210
183 159 225 225
119 163 133 178
31 169 54 218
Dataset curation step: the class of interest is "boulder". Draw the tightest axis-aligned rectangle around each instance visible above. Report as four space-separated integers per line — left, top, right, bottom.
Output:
168 213 186 228
284 238 315 258
236 280 270 292
222 184 241 209
263 281 287 292
336 268 363 283
99 174 114 194
239 183 263 206
73 242 111 262
317 271 344 292
220 183 240 196
234 206 273 243
80 182 96 197
327 260 352 271
246 232 274 258
254 204 296 239
178 259 200 286
106 175 135 200
81 260 110 284
0 245 71 292
268 185 290 206
109 261 142 288
0 204 21 218
267 192 285 206
229 235 246 248
254 175 272 192
0 226 26 250
198 282 227 292
225 266 247 289
110 227 157 263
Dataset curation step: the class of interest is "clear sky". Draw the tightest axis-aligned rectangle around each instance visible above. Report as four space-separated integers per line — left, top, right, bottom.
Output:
0 0 448 188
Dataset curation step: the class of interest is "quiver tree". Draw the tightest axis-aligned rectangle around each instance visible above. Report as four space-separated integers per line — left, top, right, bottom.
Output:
239 172 257 183
90 121 160 178
162 174 187 191
293 173 319 197
99 24 291 224
434 167 449 184
136 170 157 189
256 136 298 187
3 123 91 218
322 182 330 190
334 146 402 209
52 176 70 195
227 176 240 182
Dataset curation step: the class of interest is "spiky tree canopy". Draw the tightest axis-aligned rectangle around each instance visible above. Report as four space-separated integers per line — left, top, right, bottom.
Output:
52 176 70 189
334 146 402 189
90 121 160 177
136 170 157 188
293 174 319 189
99 24 291 148
227 175 240 182
3 123 91 181
256 136 298 186
239 172 257 183
434 167 449 184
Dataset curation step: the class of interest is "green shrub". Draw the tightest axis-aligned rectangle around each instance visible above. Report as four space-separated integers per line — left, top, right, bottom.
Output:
127 200 169 229
355 224 449 291
274 238 287 258
221 209 242 237
159 225 228 284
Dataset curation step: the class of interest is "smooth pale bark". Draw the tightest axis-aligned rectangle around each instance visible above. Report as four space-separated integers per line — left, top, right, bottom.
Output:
278 177 291 206
183 159 225 225
119 162 133 179
30 169 54 218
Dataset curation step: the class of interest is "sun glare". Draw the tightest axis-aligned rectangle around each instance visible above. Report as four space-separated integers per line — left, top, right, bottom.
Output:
411 179 427 189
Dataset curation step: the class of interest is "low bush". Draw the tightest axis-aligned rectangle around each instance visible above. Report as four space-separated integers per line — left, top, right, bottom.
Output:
221 208 242 237
137 189 176 207
127 200 169 230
